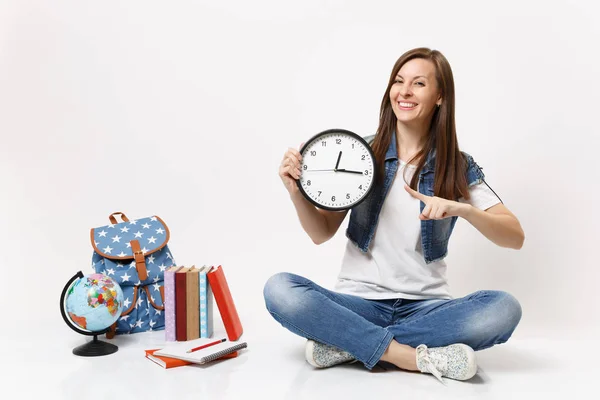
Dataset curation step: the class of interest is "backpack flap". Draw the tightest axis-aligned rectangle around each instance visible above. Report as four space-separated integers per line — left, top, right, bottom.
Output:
91 215 170 282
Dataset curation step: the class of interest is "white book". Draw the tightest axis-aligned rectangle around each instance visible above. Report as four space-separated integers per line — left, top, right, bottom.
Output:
154 337 247 365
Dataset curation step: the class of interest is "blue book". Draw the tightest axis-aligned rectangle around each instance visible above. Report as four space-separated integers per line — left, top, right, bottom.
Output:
199 266 214 338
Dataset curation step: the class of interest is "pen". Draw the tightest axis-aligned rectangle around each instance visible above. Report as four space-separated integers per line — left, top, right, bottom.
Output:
186 338 226 353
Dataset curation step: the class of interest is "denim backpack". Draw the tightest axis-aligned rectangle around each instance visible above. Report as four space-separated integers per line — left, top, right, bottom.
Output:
91 212 176 338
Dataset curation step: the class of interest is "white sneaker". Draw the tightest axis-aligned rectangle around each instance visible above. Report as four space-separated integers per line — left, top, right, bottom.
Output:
416 343 478 384
305 340 356 368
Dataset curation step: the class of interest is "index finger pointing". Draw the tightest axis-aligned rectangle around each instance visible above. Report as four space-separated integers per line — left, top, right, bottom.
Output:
404 184 427 201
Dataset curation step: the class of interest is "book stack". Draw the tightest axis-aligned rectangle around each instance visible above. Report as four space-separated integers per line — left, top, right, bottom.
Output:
164 265 215 341
146 265 245 369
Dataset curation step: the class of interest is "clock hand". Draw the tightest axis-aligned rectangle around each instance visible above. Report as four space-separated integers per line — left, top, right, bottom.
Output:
336 169 364 175
304 167 363 174
334 151 342 171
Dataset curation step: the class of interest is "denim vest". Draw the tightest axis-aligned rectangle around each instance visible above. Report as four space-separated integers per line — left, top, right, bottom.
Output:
346 133 485 264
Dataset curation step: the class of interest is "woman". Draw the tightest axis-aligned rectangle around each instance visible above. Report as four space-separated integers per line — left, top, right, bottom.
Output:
264 47 524 384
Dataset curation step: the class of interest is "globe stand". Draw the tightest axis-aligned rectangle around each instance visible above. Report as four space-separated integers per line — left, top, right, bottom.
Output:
60 271 120 357
72 334 118 357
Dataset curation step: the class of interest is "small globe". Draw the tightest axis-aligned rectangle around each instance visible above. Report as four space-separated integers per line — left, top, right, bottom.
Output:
64 273 124 332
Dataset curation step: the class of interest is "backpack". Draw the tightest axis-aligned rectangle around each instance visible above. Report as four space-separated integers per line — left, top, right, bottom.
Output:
91 212 176 338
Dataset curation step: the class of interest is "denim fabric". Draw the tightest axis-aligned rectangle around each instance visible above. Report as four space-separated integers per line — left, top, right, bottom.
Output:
346 133 486 263
264 272 522 370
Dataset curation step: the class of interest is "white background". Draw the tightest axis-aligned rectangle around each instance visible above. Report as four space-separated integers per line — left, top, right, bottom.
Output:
1 0 599 358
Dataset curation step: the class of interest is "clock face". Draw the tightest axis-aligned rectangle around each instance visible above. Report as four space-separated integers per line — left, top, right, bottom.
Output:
296 129 376 211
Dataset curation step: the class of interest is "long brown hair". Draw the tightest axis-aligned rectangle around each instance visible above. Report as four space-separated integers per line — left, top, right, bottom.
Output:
371 47 469 201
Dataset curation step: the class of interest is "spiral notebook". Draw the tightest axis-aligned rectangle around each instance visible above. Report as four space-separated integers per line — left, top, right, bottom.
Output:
144 348 239 369
154 337 247 365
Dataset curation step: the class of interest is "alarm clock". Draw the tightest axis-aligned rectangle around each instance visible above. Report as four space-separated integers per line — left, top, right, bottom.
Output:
296 129 377 211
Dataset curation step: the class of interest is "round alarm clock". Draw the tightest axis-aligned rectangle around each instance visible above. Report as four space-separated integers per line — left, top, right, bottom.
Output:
296 129 377 211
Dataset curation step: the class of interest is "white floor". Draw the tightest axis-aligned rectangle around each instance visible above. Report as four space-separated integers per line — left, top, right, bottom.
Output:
7 320 595 400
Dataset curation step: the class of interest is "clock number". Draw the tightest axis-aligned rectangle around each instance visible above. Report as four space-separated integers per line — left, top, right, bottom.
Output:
318 191 322 197
321 141 327 147
336 139 341 145
352 144 355 149
310 151 316 156
364 170 369 175
303 165 307 170
361 155 366 160
331 196 336 202
359 185 363 190
307 180 311 186
346 193 350 199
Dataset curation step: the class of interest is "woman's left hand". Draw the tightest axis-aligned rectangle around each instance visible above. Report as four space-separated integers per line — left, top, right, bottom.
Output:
404 184 469 220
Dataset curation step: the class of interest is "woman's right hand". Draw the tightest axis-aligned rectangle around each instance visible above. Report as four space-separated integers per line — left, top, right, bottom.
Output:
279 144 304 195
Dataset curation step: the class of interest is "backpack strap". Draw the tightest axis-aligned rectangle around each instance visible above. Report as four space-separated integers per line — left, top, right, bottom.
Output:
106 323 117 339
130 240 148 281
144 286 165 311
108 212 130 224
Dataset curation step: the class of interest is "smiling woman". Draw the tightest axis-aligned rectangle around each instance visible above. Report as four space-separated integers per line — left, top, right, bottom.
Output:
267 47 524 385
371 49 465 202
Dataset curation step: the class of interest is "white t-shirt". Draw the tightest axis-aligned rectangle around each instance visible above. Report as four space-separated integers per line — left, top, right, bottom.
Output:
334 159 501 300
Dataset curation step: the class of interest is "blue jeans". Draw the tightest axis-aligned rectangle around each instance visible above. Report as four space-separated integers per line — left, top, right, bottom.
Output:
263 272 522 370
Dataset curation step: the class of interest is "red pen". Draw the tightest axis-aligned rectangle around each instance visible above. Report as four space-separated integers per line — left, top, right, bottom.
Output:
186 338 226 353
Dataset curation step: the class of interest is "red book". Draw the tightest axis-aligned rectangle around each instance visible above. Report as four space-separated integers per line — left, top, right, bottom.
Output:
145 349 190 369
175 267 191 341
207 265 243 341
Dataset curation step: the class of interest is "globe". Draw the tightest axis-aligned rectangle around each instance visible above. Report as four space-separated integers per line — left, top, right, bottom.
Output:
60 271 124 356
64 273 124 332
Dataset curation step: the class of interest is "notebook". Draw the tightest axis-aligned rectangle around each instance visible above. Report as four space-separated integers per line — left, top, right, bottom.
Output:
154 337 247 365
144 348 239 369
145 349 191 369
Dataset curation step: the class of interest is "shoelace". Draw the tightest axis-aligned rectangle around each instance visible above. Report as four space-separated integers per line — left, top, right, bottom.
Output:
416 344 446 385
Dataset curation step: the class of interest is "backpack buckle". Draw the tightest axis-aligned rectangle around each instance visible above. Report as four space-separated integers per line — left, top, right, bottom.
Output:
130 240 148 281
